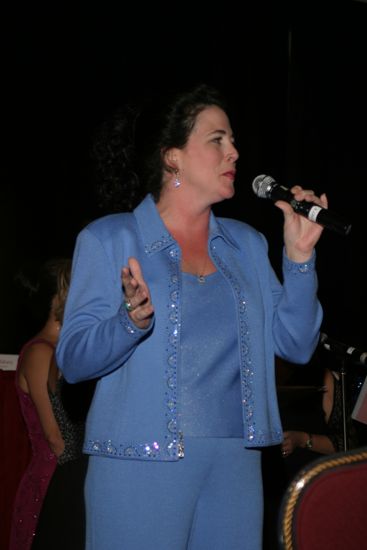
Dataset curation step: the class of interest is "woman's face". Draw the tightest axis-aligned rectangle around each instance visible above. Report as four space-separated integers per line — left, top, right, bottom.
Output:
176 105 239 205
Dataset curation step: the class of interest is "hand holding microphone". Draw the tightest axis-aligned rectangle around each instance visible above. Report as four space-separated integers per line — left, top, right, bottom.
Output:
252 174 352 236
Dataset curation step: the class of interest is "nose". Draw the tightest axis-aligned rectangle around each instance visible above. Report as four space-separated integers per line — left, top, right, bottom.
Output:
227 144 239 162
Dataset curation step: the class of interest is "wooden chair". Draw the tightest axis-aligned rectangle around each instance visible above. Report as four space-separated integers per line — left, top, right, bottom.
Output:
278 445 367 549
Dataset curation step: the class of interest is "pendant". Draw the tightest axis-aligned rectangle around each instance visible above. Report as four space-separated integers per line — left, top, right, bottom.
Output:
197 275 206 283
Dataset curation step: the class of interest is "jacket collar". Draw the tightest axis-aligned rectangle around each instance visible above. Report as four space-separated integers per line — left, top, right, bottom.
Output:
134 194 239 256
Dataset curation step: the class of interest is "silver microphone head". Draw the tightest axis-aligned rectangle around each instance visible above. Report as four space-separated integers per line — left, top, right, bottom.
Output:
252 174 275 198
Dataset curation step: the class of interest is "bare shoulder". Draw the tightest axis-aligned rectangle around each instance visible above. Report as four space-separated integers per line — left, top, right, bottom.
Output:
20 341 55 379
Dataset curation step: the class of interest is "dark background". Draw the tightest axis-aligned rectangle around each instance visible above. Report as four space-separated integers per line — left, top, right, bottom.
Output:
2 0 366 353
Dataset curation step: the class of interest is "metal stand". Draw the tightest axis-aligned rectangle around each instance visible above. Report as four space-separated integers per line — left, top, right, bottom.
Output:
339 359 348 451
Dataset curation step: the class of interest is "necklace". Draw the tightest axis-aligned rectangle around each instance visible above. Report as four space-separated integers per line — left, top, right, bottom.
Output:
197 254 208 284
181 250 209 283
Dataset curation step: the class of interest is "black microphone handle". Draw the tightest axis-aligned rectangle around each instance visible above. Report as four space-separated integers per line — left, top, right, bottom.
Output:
270 184 352 236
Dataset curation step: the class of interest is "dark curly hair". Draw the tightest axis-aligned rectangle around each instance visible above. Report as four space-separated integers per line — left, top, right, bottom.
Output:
91 83 228 212
91 103 140 213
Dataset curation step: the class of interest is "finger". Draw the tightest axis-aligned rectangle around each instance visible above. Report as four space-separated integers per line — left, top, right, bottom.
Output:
127 302 154 330
123 285 149 313
291 186 326 207
122 259 148 297
132 286 149 308
127 257 145 285
128 257 152 300
131 302 154 321
121 258 152 314
121 266 138 294
320 192 328 208
274 200 295 217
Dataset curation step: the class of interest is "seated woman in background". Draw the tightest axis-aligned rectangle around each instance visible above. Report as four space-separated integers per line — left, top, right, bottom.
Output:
262 350 362 550
9 258 92 550
279 351 361 472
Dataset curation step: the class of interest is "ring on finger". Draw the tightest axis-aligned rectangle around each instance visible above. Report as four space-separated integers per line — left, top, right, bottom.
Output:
124 300 134 312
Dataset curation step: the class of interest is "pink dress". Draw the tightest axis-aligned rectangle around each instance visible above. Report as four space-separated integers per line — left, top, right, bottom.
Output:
8 338 57 550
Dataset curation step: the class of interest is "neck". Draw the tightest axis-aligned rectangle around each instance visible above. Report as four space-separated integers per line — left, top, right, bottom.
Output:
157 198 211 236
156 189 216 282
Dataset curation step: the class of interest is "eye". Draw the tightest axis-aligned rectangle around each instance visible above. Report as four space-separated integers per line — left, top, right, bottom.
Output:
212 136 222 144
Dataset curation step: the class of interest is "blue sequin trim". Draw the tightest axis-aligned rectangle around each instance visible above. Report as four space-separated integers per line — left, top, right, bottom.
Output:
145 235 174 255
118 303 154 337
283 251 316 274
118 304 139 335
88 237 284 459
85 245 183 461
210 244 257 444
84 438 173 460
163 247 181 457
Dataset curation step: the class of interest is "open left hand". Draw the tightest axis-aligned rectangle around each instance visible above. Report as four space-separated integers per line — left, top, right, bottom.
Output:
121 257 154 329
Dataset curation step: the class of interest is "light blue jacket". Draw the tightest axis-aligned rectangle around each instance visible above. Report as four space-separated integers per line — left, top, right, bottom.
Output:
56 194 323 461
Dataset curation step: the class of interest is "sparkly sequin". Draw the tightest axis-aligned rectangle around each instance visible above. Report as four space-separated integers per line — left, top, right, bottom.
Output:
145 235 174 255
118 305 139 334
283 252 316 274
210 247 257 444
84 226 289 460
87 244 184 461
48 378 85 464
163 247 181 456
9 340 57 550
86 439 165 459
10 358 87 550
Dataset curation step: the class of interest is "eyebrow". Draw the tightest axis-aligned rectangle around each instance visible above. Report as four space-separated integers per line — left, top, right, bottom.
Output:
207 128 235 140
208 129 226 136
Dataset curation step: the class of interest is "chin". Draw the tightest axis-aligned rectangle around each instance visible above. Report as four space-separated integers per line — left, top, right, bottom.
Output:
222 186 235 200
213 192 234 206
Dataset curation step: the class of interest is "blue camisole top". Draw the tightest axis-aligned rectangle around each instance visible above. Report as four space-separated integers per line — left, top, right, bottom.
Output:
179 270 243 437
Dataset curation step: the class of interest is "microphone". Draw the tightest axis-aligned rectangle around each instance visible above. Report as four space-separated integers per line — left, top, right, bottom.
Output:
252 174 352 236
320 333 367 366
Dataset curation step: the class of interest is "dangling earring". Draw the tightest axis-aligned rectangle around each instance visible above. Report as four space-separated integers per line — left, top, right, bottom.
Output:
173 169 181 188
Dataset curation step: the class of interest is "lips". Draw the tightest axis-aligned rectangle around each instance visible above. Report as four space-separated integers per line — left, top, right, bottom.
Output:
222 171 236 180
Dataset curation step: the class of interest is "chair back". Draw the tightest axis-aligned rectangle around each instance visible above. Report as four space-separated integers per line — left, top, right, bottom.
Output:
278 446 367 549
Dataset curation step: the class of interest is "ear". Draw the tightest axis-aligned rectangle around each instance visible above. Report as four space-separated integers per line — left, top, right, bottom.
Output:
163 148 180 172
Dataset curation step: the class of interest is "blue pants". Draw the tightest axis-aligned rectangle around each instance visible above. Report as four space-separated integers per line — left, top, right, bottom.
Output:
85 438 263 549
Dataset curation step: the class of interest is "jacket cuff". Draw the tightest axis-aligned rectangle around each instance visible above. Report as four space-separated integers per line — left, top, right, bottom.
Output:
283 248 316 274
118 303 154 337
